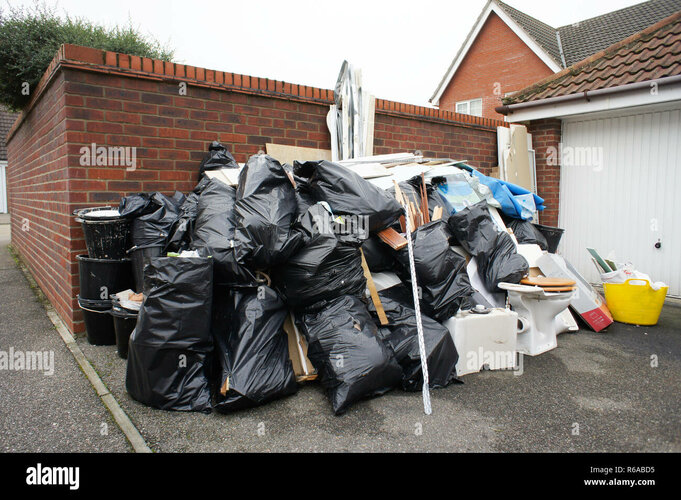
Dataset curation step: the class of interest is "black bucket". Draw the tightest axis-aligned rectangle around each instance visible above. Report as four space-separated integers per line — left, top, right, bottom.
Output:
77 255 134 301
129 245 164 293
111 298 138 359
74 207 131 259
533 223 565 254
77 296 115 345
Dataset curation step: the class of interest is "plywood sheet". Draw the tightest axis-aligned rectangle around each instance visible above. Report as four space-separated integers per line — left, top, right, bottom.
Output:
265 143 331 165
506 124 533 191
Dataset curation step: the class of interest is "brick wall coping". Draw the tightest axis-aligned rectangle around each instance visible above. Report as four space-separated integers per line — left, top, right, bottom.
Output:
7 44 509 142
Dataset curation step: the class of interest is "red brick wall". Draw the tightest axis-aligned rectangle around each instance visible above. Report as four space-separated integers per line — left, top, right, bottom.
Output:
7 71 75 328
374 113 497 173
527 118 562 227
438 12 555 120
6 45 507 334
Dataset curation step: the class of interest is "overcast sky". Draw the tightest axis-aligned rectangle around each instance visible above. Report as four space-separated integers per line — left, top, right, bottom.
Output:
6 0 644 106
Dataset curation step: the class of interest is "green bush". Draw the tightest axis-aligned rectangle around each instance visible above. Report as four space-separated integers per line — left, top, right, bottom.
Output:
0 3 174 110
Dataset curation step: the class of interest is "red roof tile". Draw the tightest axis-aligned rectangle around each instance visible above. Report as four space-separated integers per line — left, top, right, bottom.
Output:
503 11 681 105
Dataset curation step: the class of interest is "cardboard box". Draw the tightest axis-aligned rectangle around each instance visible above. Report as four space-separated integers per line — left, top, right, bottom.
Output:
537 253 613 332
283 313 317 382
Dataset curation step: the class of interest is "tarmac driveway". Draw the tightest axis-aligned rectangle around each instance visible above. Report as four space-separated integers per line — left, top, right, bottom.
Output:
77 300 681 453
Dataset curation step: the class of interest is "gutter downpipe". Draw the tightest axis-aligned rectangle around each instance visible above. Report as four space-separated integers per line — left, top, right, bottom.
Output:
495 74 681 116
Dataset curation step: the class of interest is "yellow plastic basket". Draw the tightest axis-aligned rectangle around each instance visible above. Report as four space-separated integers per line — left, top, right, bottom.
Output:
603 279 668 326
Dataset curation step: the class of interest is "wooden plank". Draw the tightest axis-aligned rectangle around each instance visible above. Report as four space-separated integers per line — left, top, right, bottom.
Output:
360 249 389 326
432 206 443 221
377 227 407 250
420 173 430 224
220 377 229 397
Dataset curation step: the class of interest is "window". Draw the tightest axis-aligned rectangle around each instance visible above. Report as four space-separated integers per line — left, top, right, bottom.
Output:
455 98 482 117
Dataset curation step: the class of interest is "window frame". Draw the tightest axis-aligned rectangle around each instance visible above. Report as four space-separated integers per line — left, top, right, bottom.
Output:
455 98 483 117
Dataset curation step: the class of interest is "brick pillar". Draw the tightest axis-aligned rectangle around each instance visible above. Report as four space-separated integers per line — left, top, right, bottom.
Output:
527 118 561 227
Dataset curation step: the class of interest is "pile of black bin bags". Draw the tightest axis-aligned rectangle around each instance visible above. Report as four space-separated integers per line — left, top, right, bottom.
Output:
121 144 526 415
126 256 214 412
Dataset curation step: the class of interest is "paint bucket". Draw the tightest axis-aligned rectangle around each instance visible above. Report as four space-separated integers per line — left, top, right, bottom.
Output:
111 297 139 359
74 207 131 259
77 255 134 301
77 296 115 345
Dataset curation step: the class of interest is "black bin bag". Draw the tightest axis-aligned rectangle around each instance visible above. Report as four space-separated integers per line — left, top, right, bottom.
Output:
293 160 402 234
199 140 239 177
293 174 316 217
448 201 529 290
395 220 474 322
273 203 366 309
506 218 548 251
387 176 447 220
192 177 256 287
166 178 211 253
234 154 304 270
361 234 395 273
369 285 460 392
296 295 402 415
125 192 184 248
213 285 298 413
126 257 214 413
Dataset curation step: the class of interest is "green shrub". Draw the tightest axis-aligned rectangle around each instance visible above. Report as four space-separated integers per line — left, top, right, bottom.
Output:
0 3 174 110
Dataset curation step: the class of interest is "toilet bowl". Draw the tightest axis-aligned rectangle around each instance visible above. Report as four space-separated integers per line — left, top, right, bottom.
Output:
442 306 518 376
498 282 575 356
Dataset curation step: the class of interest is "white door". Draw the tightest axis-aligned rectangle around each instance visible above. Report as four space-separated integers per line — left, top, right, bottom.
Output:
559 103 681 297
0 162 7 213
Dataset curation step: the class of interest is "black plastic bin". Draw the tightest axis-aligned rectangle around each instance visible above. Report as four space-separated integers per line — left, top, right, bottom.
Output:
111 297 138 359
129 245 164 293
533 223 565 254
74 207 131 259
77 255 134 300
77 296 115 345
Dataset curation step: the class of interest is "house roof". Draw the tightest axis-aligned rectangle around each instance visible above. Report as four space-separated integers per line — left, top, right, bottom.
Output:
429 0 563 105
496 0 563 66
430 0 681 105
557 0 681 66
0 106 19 161
502 10 681 105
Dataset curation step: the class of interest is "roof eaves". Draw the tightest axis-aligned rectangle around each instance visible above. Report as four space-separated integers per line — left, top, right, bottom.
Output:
501 9 681 106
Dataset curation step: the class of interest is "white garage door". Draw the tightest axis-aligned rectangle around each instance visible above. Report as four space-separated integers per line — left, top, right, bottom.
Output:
559 103 681 297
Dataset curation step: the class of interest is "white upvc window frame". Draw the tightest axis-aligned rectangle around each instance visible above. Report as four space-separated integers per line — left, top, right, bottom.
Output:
455 98 483 117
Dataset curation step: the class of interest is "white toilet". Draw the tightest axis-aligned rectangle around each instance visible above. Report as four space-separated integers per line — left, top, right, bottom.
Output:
498 281 575 356
442 306 518 376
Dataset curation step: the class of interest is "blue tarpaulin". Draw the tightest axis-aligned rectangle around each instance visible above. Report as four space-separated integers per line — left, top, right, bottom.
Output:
454 164 545 221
